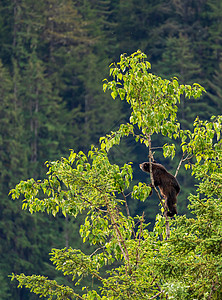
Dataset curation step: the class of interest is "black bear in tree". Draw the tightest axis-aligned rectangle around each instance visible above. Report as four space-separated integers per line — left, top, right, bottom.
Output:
139 162 180 217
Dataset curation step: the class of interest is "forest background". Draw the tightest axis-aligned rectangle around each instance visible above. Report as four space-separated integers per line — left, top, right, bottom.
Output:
0 0 221 299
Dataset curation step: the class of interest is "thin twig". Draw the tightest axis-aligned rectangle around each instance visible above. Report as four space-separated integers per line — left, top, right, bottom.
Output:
121 190 131 218
208 280 217 300
148 289 166 299
80 195 107 213
90 246 106 258
125 192 132 198
174 152 185 178
175 152 194 177
121 190 136 239
150 146 164 150
136 212 145 266
164 212 170 239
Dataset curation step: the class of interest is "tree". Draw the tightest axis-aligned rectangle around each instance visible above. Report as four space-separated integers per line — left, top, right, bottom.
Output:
205 0 222 72
0 59 29 299
114 0 165 57
0 1 128 297
10 51 222 299
0 57 71 300
208 58 222 111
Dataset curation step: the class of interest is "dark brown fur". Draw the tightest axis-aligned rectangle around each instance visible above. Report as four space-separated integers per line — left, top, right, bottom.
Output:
139 162 180 217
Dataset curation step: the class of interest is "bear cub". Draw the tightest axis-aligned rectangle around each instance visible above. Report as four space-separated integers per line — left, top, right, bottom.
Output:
139 162 180 217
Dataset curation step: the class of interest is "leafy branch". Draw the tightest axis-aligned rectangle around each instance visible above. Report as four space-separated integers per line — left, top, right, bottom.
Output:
11 51 221 300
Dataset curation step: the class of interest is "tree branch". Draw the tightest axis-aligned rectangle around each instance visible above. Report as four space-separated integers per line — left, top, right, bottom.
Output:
121 190 137 239
104 196 131 272
90 246 106 258
147 134 170 239
135 212 145 266
207 280 217 300
147 134 165 207
175 152 194 178
121 190 131 218
148 289 166 299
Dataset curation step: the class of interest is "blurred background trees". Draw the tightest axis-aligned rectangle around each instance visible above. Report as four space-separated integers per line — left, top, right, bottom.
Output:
0 0 222 298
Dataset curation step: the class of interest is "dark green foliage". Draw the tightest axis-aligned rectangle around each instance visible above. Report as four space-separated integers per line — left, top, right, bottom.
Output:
9 52 222 299
0 0 222 298
0 1 125 298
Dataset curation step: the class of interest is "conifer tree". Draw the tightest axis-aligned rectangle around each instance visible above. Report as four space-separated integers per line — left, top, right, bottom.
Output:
0 59 26 299
155 34 202 128
208 58 222 111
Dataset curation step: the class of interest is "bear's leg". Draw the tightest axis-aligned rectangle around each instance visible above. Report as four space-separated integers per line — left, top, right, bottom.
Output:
166 191 177 217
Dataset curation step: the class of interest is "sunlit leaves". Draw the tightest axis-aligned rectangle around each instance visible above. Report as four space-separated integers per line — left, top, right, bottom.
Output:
163 144 176 159
10 147 134 219
101 50 205 152
80 215 109 245
100 123 134 152
50 248 102 282
11 273 78 300
181 116 222 162
132 182 151 202
11 50 222 299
